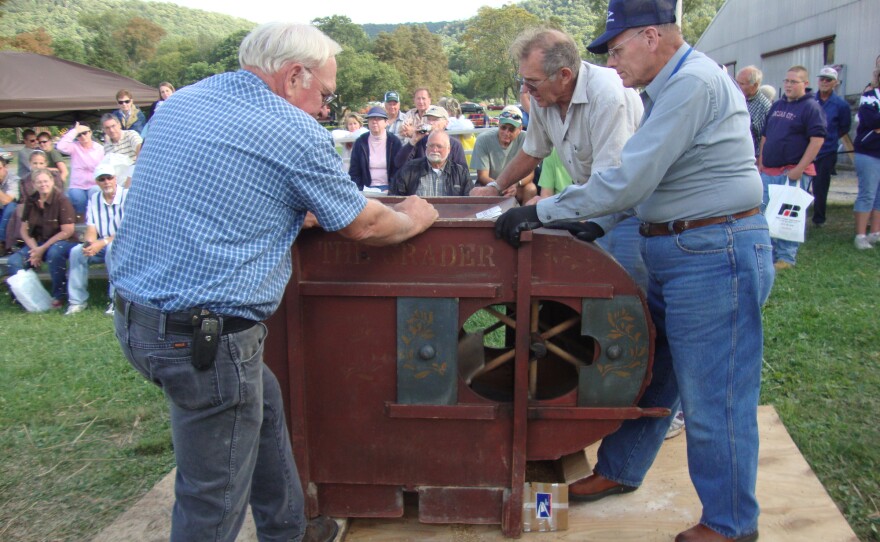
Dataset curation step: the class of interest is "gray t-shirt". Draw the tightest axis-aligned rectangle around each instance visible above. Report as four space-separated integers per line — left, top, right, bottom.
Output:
470 128 527 178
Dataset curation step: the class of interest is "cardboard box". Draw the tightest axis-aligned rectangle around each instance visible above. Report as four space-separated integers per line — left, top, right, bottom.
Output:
522 449 591 532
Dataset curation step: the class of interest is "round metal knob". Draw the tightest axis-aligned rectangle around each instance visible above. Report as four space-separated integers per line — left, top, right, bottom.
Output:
606 345 622 360
419 345 436 360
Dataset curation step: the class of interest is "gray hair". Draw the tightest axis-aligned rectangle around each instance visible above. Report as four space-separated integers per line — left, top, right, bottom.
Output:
238 22 342 74
738 65 763 86
100 113 120 126
758 84 776 102
510 28 580 77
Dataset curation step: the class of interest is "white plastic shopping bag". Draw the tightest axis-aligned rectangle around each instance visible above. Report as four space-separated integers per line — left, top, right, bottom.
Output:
6 269 53 312
765 184 814 243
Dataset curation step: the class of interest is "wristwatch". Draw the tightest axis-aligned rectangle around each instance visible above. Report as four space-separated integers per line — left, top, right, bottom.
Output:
485 181 501 193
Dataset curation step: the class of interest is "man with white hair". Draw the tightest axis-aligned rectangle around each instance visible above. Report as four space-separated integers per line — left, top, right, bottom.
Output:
393 104 468 170
735 65 772 157
109 22 437 542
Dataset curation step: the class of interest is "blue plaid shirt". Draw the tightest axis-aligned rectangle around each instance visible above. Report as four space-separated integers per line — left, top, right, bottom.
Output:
109 70 366 320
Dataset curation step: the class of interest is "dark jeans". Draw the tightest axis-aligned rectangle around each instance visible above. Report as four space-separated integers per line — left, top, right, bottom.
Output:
114 304 306 542
7 240 77 299
811 152 837 225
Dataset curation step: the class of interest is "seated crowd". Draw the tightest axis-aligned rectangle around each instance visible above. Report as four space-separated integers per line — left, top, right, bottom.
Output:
2 82 540 313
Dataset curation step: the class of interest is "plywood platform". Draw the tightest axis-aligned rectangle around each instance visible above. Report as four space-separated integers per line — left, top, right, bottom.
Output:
93 407 858 541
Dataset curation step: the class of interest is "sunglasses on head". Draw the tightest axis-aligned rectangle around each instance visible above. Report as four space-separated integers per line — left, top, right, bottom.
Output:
118 99 131 104
500 111 522 121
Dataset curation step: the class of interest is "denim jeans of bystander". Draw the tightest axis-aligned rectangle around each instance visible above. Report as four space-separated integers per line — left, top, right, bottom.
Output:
593 213 774 539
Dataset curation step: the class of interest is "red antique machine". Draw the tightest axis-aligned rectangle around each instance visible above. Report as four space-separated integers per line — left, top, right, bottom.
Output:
264 197 665 537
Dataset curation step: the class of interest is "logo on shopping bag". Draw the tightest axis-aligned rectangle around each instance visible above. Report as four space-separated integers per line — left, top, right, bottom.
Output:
778 204 801 218
536 492 552 518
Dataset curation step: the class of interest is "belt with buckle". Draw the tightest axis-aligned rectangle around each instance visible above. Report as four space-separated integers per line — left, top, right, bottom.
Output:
115 293 258 336
638 207 761 237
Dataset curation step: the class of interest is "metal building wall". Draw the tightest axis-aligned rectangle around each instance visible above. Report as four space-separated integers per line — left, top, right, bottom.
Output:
695 0 876 99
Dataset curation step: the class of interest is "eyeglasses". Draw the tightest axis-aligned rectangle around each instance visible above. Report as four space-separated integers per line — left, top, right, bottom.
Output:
516 71 557 93
305 68 337 105
607 28 647 59
117 99 131 104
500 111 522 121
782 79 805 85
76 130 91 137
818 76 835 82
96 175 115 182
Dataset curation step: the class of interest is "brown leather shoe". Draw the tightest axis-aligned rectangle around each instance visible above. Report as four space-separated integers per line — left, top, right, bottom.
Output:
675 523 758 542
302 515 339 542
568 472 637 502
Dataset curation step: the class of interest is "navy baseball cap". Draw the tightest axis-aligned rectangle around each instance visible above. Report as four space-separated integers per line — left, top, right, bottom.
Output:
365 106 388 119
384 91 400 103
587 0 677 54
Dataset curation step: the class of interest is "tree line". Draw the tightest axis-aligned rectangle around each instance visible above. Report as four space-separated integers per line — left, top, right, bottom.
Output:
1 0 724 113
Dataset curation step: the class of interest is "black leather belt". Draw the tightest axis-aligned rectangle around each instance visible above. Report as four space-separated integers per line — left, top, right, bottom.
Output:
115 293 258 336
639 207 761 237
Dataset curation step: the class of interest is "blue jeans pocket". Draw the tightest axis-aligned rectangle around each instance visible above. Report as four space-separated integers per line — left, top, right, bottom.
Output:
675 226 729 254
150 348 224 410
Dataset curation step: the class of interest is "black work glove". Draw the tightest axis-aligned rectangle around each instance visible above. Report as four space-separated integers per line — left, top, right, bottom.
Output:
546 221 605 242
494 205 543 248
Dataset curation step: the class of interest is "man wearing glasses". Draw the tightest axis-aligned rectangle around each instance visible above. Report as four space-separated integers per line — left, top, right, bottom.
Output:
108 22 436 542
758 66 826 270
471 105 536 203
811 66 852 227
495 1 771 540
470 27 642 202
36 132 69 183
112 89 146 134
16 129 39 178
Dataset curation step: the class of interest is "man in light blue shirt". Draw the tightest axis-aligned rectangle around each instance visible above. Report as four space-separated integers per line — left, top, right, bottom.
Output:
494 1 772 540
109 22 437 542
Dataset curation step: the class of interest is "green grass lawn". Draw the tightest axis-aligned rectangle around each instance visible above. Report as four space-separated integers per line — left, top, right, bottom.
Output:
0 203 877 540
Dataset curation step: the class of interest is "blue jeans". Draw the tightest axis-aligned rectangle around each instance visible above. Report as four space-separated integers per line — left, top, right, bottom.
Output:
67 186 100 216
114 308 306 542
7 240 77 299
0 201 16 243
761 172 810 265
854 153 880 213
597 216 648 292
594 213 774 539
68 243 113 305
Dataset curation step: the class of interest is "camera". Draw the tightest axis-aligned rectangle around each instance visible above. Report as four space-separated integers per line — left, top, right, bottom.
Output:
417 124 432 135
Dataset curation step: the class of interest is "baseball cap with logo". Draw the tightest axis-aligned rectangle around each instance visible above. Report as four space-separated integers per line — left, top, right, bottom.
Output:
384 91 400 103
818 66 838 80
424 105 449 120
499 105 523 128
587 0 677 54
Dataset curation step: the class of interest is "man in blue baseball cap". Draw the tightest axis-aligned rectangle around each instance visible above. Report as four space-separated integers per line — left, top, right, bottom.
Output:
494 1 769 540
384 90 407 139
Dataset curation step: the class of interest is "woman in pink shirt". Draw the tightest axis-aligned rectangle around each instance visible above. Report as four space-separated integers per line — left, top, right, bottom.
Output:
56 122 104 217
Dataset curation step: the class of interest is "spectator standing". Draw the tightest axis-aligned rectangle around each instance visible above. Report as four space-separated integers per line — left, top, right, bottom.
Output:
399 87 432 141
102 114 143 162
112 89 146 134
66 163 128 315
108 22 437 542
16 129 38 178
471 105 536 202
6 168 77 308
37 132 69 182
0 156 20 253
56 123 105 218
852 53 880 249
391 130 473 196
812 66 853 226
735 66 772 158
758 65 826 270
494 3 771 540
349 106 403 193
149 81 175 119
384 91 407 139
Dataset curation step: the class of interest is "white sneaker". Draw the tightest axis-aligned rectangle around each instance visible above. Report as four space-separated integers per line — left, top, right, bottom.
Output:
665 411 686 440
854 235 873 250
65 303 88 315
105 302 115 315
867 232 880 246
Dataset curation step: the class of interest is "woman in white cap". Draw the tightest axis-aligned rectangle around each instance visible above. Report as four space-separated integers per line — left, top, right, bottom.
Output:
349 106 403 193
